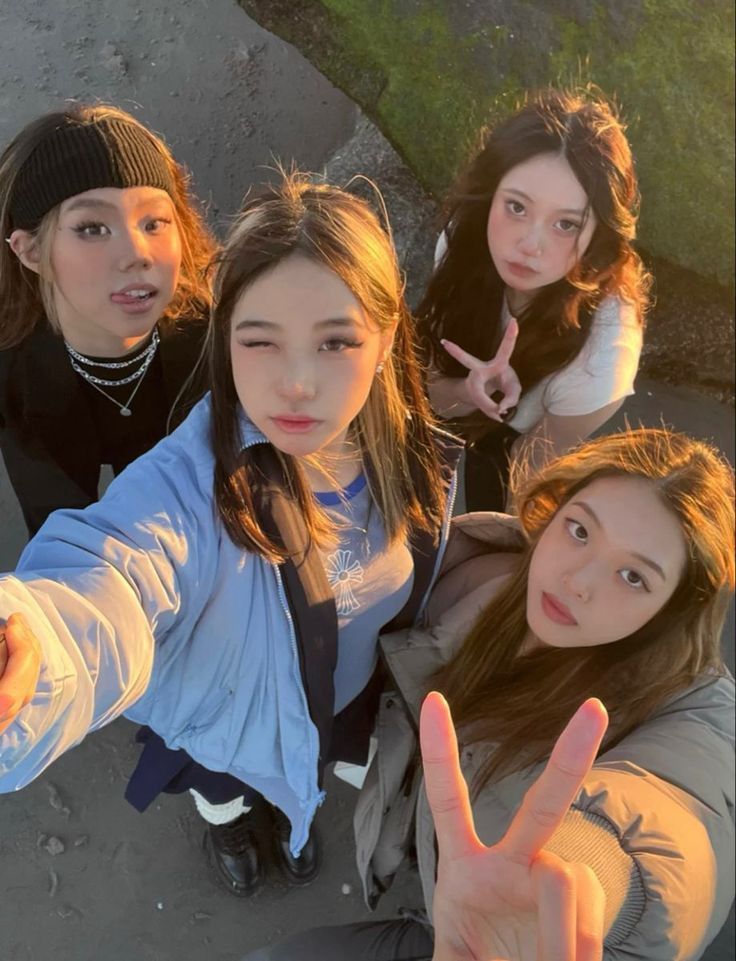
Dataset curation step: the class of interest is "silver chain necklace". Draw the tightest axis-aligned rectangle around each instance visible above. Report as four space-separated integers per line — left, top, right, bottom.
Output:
64 328 160 417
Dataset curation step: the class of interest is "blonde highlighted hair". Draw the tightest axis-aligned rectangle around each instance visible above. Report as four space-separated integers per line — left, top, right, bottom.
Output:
208 170 447 560
0 104 214 349
437 427 734 789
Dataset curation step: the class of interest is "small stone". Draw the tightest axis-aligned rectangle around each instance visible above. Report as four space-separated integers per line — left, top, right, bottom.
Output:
56 904 82 920
156 901 164 910
74 835 89 848
44 836 65 856
341 883 352 895
190 911 212 923
46 783 71 817
48 868 59 897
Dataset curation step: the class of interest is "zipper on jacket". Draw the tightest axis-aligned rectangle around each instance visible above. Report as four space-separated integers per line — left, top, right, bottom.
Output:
239 434 323 821
415 466 458 622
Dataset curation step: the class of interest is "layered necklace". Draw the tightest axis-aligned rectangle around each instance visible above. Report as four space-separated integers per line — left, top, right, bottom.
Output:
65 328 160 417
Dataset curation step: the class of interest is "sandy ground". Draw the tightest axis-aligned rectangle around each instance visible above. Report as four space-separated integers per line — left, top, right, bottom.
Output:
0 2 734 959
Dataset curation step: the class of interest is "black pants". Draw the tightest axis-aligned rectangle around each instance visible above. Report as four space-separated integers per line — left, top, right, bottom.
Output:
463 424 520 513
240 918 434 961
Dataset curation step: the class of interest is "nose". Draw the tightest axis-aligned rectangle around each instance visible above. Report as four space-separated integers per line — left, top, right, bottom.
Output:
562 564 594 603
277 355 318 402
517 224 543 258
118 226 152 271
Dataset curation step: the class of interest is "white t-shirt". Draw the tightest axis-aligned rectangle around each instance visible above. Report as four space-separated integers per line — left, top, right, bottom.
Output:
502 294 642 433
432 232 643 434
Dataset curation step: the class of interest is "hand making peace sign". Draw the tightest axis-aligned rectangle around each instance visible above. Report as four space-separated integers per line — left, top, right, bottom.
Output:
441 318 522 423
420 692 608 961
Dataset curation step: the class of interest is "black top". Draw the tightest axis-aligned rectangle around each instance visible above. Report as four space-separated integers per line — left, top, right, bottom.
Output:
74 334 168 473
0 315 208 536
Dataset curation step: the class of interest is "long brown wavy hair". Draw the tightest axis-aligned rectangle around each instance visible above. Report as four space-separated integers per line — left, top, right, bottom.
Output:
436 428 734 789
417 88 651 441
0 104 215 349
208 171 447 562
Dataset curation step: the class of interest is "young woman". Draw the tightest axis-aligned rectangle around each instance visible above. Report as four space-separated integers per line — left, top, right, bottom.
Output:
0 173 459 898
418 89 649 511
0 104 214 535
241 428 735 960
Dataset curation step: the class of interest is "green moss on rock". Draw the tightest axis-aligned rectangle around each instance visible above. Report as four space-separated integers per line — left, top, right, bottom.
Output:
239 0 734 285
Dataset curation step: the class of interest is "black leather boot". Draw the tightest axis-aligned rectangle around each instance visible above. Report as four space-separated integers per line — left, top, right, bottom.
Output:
206 813 263 897
270 805 321 886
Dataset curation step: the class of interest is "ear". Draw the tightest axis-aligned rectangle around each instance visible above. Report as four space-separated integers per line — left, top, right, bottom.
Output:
8 229 42 275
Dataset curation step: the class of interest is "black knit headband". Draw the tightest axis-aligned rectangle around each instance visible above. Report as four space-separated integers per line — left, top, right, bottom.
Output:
10 116 177 231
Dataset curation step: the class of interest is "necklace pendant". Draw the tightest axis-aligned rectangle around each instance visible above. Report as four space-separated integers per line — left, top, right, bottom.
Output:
120 407 132 417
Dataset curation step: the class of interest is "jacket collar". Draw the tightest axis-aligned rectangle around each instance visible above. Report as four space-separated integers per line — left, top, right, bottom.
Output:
380 512 527 722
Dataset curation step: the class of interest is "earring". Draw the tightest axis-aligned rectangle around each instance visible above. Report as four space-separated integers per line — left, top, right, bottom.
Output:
375 362 385 374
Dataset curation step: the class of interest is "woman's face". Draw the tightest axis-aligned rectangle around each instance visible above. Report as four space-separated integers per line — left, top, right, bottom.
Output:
526 475 687 649
12 186 182 357
230 254 394 462
486 152 597 305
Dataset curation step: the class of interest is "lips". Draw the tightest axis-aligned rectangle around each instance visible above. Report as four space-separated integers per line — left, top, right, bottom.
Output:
111 283 159 305
506 261 538 279
541 591 578 626
271 415 321 434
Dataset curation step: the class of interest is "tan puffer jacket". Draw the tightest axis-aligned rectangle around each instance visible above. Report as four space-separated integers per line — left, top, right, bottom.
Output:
355 513 735 960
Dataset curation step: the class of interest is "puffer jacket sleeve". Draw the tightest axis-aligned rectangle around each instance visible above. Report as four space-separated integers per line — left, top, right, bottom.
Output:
545 675 735 960
0 436 216 792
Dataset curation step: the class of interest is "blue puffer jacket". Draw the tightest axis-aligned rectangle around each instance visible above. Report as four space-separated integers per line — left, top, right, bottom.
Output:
0 395 459 854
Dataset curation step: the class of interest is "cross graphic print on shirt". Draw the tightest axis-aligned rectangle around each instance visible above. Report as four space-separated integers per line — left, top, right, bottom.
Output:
325 549 364 615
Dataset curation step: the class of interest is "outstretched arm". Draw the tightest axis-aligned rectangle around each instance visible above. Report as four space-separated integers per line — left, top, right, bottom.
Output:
0 615 40 734
0 490 207 790
420 692 608 961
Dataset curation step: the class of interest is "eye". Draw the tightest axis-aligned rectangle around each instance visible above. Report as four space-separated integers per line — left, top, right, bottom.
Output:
506 200 525 216
238 340 275 349
565 518 588 543
619 568 649 592
556 219 581 234
144 217 173 234
319 338 363 352
72 221 111 238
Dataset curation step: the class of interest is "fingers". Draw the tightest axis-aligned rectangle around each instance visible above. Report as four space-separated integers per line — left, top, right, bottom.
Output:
468 369 521 422
533 851 576 961
572 862 605 961
496 369 522 414
442 331 521 422
0 612 42 735
501 698 608 864
494 318 519 366
469 377 508 422
420 691 480 860
440 338 485 372
533 853 604 961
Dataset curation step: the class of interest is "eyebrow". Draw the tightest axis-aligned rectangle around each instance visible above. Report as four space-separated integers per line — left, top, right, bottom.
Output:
233 317 357 332
64 198 118 212
570 501 667 581
502 187 586 218
63 194 173 214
